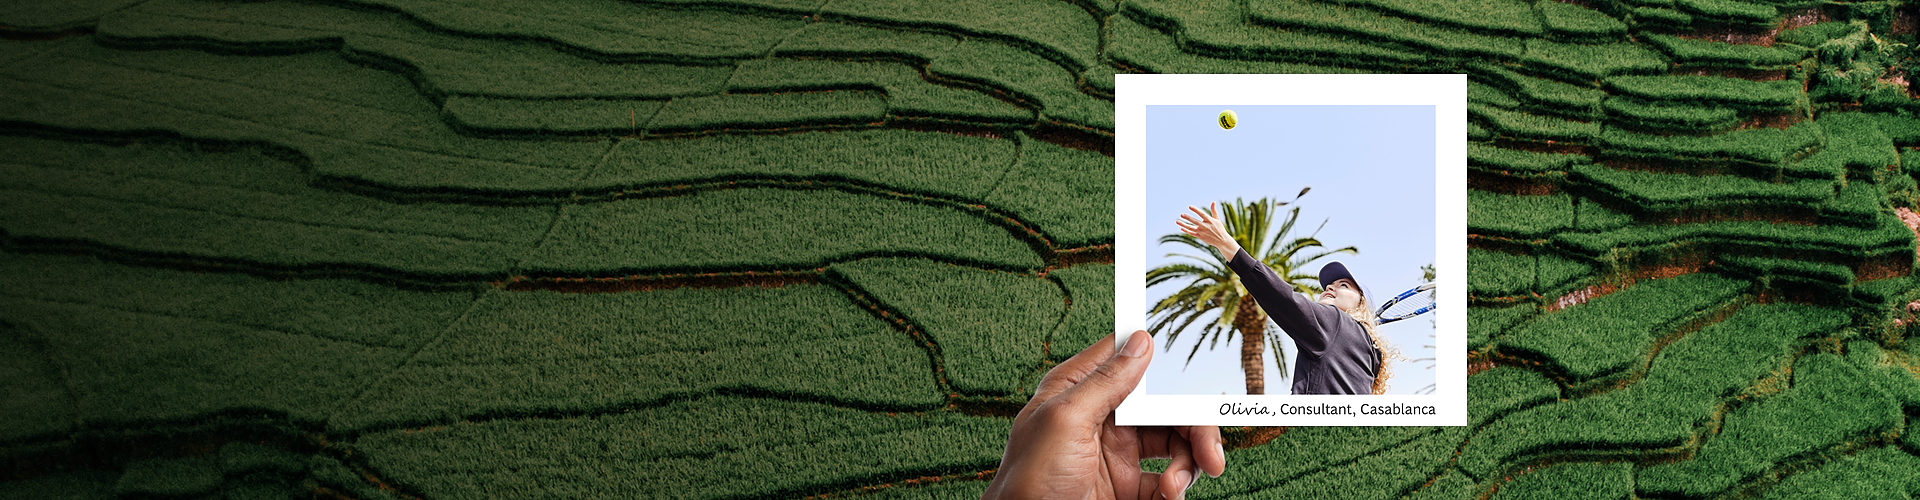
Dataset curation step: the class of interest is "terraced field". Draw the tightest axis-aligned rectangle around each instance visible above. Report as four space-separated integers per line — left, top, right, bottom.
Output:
2 0 1920 499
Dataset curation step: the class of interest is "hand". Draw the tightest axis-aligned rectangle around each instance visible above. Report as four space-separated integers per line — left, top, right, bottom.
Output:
1176 203 1241 259
982 332 1227 500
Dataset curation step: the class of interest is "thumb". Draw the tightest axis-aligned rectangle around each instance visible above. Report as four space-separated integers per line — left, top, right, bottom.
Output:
1050 330 1153 420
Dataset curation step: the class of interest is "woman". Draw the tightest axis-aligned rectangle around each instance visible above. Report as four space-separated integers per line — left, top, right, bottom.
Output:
1177 203 1396 395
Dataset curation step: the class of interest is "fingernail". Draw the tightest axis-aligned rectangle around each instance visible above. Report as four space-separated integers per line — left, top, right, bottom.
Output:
1176 470 1194 500
1121 331 1149 357
1213 443 1225 477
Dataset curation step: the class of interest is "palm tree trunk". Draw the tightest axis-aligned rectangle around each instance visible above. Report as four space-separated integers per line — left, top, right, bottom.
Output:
1233 295 1267 395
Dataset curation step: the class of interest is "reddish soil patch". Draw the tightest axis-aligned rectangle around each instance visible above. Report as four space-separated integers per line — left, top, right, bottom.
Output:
948 397 1025 418
1672 66 1796 82
1654 206 1820 226
1492 138 1592 156
1735 112 1802 131
1469 171 1560 196
1781 7 1833 33
1671 20 1782 47
1857 250 1914 281
1546 255 1712 312
1029 122 1114 157
1599 157 1730 176
1898 207 1920 260
1222 426 1290 450
1466 359 1498 376
1049 244 1114 270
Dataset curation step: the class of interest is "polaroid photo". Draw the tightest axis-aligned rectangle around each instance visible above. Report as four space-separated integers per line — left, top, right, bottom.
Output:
1114 74 1466 426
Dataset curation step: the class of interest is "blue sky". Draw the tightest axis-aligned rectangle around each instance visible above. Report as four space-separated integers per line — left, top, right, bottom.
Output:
1141 104 1439 395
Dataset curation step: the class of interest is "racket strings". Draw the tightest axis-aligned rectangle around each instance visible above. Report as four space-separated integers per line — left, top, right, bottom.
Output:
1379 290 1435 320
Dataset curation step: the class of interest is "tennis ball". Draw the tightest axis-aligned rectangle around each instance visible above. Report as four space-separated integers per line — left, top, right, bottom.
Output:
1218 110 1237 130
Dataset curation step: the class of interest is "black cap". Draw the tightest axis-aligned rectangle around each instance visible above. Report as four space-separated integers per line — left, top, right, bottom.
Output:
1319 261 1363 297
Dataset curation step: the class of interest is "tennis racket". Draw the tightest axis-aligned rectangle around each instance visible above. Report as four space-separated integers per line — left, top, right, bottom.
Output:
1375 282 1436 325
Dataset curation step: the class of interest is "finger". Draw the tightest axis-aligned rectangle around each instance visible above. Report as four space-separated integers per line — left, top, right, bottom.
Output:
1026 332 1118 417
1133 472 1166 500
1159 431 1197 500
1191 205 1218 223
1050 330 1153 423
1184 426 1225 478
1134 427 1223 478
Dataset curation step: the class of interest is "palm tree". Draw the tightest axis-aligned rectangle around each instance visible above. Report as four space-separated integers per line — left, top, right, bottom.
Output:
1146 188 1358 395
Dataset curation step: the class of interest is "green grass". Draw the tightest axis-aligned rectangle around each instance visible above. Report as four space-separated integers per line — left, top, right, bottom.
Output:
1495 273 1750 381
1641 33 1806 69
1048 264 1115 362
1489 461 1631 500
1569 163 1835 213
1128 0 1433 73
928 38 1111 130
1106 14 1375 75
1519 39 1668 82
1597 120 1822 166
1469 64 1607 119
319 0 807 62
1471 102 1601 142
2 294 409 429
1245 0 1522 61
981 135 1115 247
1194 427 1470 499
1537 1 1627 42
830 257 1063 396
1673 0 1776 26
1459 304 1849 480
103 0 736 99
1468 304 1537 351
823 0 1101 73
1637 353 1900 497
648 90 891 133
592 129 1019 203
116 456 222 498
1757 446 1920 500
1467 143 1591 175
1553 209 1914 260
1604 75 1803 112
1336 0 1543 37
773 21 958 62
522 187 1046 275
1777 21 1859 48
1469 248 1535 299
0 0 145 32
352 395 1009 500
0 39 610 194
1468 191 1573 239
332 283 946 432
1602 96 1742 133
0 321 76 443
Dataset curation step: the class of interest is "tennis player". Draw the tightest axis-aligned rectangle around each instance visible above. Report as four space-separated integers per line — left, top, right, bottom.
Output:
1177 203 1397 395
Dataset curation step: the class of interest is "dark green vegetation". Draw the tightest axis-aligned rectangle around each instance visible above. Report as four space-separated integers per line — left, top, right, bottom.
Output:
6 0 1920 499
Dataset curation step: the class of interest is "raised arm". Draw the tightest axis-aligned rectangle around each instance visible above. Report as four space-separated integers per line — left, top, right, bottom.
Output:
1178 203 1333 354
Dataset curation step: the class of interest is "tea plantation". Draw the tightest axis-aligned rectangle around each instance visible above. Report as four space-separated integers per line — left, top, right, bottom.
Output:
3 0 1920 498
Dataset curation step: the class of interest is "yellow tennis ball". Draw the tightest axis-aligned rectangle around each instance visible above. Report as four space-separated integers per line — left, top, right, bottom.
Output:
1218 110 1237 130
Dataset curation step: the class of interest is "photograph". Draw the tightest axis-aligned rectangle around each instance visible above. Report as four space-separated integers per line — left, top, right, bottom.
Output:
1115 74 1467 426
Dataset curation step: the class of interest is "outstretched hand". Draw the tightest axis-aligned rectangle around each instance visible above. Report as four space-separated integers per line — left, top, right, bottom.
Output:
1176 203 1241 259
982 332 1226 500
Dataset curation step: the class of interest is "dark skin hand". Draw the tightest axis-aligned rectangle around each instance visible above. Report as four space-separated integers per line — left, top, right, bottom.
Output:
982 331 1227 500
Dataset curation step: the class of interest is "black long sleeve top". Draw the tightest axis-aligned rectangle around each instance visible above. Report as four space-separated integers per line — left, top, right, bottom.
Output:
1227 248 1380 395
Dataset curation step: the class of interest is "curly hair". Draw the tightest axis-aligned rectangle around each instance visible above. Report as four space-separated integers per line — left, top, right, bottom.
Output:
1338 294 1404 395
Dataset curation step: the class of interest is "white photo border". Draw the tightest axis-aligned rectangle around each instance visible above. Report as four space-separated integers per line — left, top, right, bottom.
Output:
1114 74 1467 426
